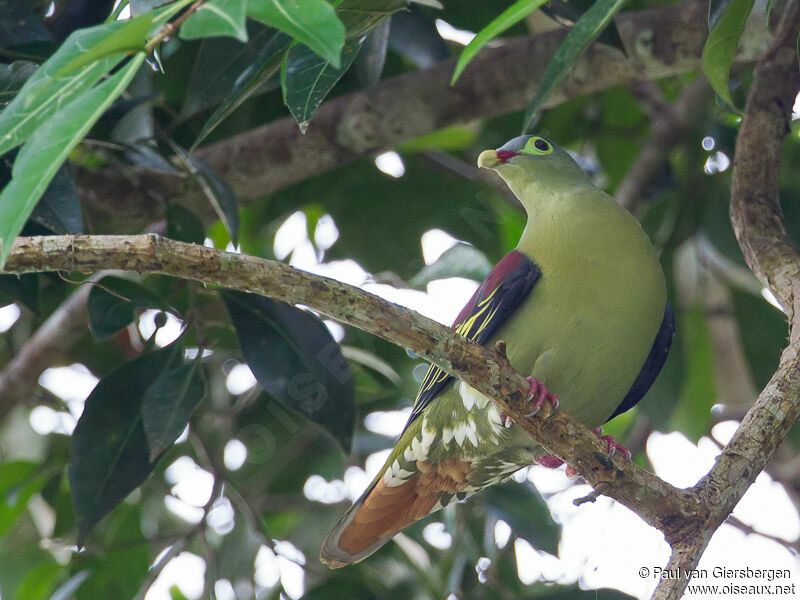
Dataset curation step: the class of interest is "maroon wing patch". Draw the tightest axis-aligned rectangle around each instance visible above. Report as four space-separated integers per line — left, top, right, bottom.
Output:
403 250 541 429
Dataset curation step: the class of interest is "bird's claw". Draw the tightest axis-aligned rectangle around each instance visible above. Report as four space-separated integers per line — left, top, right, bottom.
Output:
523 376 559 417
593 427 632 462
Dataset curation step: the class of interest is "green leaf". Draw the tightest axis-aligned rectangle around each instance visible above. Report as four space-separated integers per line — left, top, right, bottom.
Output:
87 275 167 340
55 13 154 74
141 359 207 461
181 25 285 117
131 0 172 13
407 243 492 288
0 61 38 106
336 0 407 39
0 54 121 158
223 290 355 450
167 204 206 244
281 38 363 132
13 560 60 600
701 0 755 110
190 29 290 146
0 54 145 267
0 273 38 313
451 0 547 85
482 481 560 555
69 344 180 545
180 0 248 42
185 154 240 245
248 0 346 67
29 165 83 234
354 18 390 92
0 461 45 537
669 304 716 442
522 0 626 132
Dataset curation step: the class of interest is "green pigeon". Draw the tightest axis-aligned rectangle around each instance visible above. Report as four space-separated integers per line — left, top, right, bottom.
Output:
321 135 674 568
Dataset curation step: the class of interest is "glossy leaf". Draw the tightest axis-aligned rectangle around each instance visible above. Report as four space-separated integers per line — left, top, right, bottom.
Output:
281 38 363 133
29 165 83 234
87 275 167 340
181 24 286 117
407 243 492 288
709 0 731 30
540 0 625 52
0 54 144 267
337 0 406 39
131 0 172 13
0 273 38 312
482 481 560 555
123 142 178 173
0 61 37 106
0 0 52 49
247 0 345 67
451 0 547 84
223 290 355 450
701 0 755 110
522 0 626 132
141 359 207 461
69 344 179 544
180 0 248 42
190 29 290 146
354 18 390 92
388 8 448 69
167 204 206 245
186 154 240 245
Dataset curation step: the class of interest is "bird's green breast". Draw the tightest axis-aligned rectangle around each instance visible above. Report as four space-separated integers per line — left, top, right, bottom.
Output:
502 187 666 426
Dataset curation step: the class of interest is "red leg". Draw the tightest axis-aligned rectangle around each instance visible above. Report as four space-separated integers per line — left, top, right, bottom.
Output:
593 427 632 461
524 376 560 417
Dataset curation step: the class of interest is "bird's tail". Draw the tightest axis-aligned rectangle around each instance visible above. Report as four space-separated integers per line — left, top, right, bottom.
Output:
320 453 478 568
320 472 440 568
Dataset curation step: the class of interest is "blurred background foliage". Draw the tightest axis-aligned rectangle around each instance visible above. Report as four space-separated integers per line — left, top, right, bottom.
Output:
0 0 798 598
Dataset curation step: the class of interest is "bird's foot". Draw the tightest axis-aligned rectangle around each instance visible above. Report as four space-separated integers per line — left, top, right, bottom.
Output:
593 427 632 462
535 454 564 468
534 455 581 479
524 376 559 417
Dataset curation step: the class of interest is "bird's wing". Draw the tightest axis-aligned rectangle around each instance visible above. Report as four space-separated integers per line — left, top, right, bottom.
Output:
606 302 676 422
403 250 541 431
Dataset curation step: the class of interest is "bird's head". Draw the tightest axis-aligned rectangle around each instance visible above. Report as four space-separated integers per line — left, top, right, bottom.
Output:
477 135 591 209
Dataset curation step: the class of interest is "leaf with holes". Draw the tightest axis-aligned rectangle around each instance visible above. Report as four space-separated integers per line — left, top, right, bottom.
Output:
223 290 355 451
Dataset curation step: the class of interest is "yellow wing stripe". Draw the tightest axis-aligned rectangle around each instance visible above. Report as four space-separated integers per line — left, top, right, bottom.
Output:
413 288 501 404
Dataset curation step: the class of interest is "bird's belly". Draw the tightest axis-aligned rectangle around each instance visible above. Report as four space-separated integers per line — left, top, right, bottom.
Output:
497 273 664 427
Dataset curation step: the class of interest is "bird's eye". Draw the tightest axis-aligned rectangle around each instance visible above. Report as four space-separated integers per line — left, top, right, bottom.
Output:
523 136 553 156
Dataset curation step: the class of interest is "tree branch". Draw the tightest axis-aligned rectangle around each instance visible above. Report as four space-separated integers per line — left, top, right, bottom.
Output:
2 233 702 541
652 2 800 598
74 0 769 232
